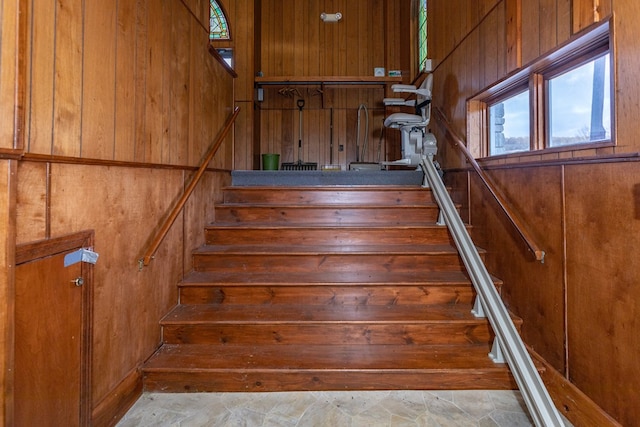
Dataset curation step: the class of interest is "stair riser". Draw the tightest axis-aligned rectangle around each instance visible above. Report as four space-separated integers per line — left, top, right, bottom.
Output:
205 228 455 246
223 189 436 206
214 206 441 224
161 323 495 346
179 286 476 306
143 370 517 393
193 254 471 273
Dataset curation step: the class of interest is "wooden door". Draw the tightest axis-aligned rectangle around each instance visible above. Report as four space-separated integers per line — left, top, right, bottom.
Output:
14 232 93 427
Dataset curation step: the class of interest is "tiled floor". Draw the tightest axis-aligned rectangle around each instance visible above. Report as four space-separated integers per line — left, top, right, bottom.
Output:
117 390 544 426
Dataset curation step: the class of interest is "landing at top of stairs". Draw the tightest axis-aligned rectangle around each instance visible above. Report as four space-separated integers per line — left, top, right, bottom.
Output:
231 170 424 187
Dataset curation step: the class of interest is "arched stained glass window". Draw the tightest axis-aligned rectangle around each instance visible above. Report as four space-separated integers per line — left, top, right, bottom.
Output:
418 0 428 71
210 0 230 40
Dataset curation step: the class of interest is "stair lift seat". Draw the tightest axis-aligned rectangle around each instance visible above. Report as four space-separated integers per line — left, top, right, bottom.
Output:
383 74 437 166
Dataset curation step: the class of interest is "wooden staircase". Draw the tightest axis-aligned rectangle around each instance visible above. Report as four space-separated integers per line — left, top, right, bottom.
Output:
142 184 522 392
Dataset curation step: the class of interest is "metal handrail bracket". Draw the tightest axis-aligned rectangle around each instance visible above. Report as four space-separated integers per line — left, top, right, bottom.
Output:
421 155 565 426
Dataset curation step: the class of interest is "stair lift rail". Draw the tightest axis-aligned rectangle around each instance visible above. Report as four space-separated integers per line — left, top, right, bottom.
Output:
420 155 565 427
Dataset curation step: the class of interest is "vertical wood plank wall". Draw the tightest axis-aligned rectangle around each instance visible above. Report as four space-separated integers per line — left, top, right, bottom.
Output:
6 0 235 423
430 0 638 425
0 0 22 423
250 0 411 170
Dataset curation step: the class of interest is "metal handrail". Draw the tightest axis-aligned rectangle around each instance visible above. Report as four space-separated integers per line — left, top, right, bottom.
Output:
138 106 240 270
421 155 564 426
433 107 545 262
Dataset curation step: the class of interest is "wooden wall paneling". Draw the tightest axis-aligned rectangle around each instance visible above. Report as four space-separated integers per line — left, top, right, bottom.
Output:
47 164 183 407
496 2 507 80
478 0 501 18
114 0 137 162
0 160 16 427
355 0 368 76
572 0 598 33
259 110 279 160
282 109 295 163
189 21 203 165
468 167 566 371
15 162 47 244
335 0 347 75
505 0 522 72
610 0 640 153
556 0 572 45
134 0 149 163
231 0 255 102
539 0 558 54
521 0 541 65
170 1 191 166
294 1 306 76
182 0 208 29
183 171 228 272
24 0 55 154
426 1 441 69
281 1 295 77
349 0 366 76
307 0 320 76
81 1 116 160
479 8 498 89
233 102 251 170
52 0 83 157
0 0 19 150
144 0 168 164
564 162 640 427
598 0 612 21
396 0 411 81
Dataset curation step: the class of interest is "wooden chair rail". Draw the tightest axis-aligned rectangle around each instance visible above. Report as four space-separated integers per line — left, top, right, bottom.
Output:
433 107 545 263
139 106 240 269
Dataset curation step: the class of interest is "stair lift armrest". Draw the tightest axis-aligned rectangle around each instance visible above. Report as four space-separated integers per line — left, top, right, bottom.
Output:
391 84 418 93
383 98 416 107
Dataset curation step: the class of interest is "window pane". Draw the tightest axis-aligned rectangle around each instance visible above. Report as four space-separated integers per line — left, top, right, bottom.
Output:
217 48 233 67
549 53 611 147
210 1 229 40
489 90 530 155
418 0 428 71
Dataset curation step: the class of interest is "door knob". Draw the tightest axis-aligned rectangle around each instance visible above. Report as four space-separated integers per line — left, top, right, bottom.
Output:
71 277 84 287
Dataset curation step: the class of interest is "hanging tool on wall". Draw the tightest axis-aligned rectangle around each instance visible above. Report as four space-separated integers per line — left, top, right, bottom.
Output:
281 99 318 170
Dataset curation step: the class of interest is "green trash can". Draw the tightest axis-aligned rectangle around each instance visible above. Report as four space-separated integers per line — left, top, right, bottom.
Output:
262 153 280 170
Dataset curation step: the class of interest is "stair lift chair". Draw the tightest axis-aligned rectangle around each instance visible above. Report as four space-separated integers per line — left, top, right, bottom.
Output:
383 73 437 167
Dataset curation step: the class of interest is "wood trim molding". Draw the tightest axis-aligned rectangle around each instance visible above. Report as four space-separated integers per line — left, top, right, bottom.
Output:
15 230 94 265
531 349 622 427
20 153 232 173
91 368 142 427
0 149 23 160
444 151 640 174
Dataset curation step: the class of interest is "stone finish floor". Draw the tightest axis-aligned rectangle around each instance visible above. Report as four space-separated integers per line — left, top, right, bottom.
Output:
116 390 555 426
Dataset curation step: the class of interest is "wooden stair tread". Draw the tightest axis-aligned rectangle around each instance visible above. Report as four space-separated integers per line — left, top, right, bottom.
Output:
193 243 468 255
179 270 496 286
223 185 430 190
160 304 517 325
143 343 506 372
207 222 451 229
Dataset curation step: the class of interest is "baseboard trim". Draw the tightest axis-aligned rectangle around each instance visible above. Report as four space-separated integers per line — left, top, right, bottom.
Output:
91 368 143 427
531 350 622 426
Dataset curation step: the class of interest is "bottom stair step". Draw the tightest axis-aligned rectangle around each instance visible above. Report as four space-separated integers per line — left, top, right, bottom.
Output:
142 343 519 392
